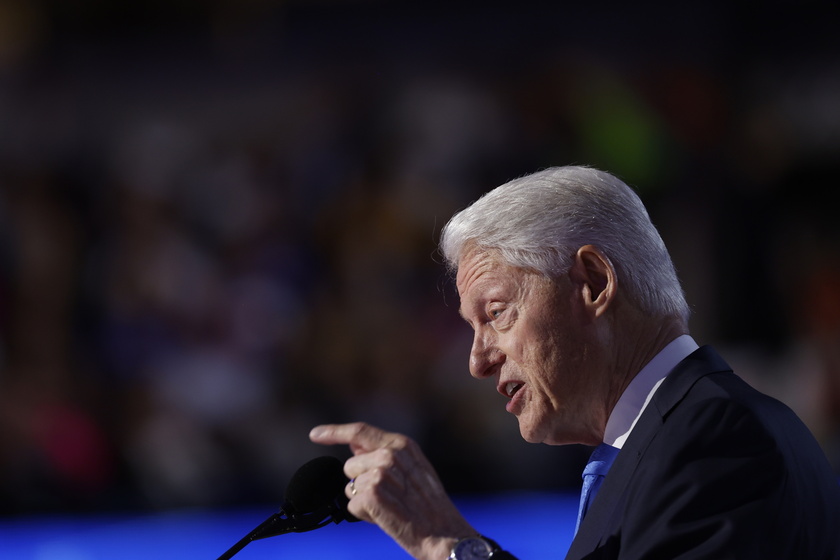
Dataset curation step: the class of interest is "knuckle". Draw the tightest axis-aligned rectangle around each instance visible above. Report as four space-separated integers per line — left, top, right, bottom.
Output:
370 465 388 484
374 447 396 465
390 435 410 451
348 421 370 437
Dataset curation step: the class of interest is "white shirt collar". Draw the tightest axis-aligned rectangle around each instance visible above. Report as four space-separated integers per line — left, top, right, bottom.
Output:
603 335 699 449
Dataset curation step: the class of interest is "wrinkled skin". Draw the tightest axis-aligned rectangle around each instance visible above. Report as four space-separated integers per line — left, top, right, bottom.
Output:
310 245 686 559
310 422 474 559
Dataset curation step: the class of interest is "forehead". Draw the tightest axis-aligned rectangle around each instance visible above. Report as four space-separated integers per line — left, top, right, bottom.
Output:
456 248 505 294
456 249 533 310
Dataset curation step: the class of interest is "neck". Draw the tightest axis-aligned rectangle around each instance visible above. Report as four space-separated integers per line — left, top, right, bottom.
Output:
601 309 688 431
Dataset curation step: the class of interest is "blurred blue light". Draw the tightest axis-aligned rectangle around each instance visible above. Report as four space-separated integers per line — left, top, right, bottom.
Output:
0 493 578 559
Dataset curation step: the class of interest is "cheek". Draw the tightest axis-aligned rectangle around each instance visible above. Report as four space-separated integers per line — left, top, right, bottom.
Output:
528 319 571 363
526 326 588 394
514 332 564 391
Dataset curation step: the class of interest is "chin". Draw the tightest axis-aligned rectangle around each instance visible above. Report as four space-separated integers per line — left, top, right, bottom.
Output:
517 418 548 444
519 418 585 446
520 431 543 444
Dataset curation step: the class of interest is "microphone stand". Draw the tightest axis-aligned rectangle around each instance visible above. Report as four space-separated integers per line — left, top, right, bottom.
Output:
216 501 347 560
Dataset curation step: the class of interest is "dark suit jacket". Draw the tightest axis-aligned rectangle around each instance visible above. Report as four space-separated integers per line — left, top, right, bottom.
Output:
565 346 840 560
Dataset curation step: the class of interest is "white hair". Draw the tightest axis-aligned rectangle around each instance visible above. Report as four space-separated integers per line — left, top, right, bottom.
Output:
440 166 690 322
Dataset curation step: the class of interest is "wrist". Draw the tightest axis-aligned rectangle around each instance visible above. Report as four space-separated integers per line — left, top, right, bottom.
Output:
448 535 512 560
414 535 460 560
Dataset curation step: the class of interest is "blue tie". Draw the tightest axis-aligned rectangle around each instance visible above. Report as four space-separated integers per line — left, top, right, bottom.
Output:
575 443 620 534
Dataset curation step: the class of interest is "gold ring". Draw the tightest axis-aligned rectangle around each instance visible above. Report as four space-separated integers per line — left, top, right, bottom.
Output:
350 478 357 496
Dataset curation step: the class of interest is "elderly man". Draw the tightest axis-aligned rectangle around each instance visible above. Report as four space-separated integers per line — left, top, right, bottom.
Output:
310 166 840 559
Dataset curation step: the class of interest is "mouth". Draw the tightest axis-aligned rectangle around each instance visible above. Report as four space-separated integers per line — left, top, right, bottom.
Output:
500 381 524 399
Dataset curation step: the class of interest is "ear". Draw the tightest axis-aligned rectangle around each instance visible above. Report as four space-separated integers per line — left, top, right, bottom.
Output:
568 244 617 318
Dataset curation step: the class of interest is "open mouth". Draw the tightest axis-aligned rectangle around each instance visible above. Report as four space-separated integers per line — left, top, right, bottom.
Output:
504 381 523 398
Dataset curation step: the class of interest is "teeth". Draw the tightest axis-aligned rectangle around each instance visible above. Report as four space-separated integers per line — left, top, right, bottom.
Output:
505 382 521 398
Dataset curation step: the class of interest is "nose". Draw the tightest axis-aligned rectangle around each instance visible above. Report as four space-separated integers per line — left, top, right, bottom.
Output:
469 330 504 379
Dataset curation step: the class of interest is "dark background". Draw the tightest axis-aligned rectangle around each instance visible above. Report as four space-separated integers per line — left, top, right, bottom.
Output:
1 0 839 516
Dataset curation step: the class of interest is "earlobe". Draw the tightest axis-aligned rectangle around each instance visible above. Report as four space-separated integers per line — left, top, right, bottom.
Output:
571 245 616 317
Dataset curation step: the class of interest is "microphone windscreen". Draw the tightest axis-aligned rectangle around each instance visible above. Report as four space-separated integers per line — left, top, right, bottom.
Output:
284 456 348 513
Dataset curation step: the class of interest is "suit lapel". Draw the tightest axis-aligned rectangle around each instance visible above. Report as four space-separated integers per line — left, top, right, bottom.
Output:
564 346 732 559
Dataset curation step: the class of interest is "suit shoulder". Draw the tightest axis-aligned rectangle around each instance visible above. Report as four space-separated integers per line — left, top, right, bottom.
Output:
671 370 806 437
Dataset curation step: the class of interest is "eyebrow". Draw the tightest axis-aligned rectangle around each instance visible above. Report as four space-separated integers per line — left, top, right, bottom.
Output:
457 305 477 328
457 307 469 324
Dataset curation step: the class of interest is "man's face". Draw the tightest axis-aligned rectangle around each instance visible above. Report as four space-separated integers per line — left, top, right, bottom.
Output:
456 248 607 446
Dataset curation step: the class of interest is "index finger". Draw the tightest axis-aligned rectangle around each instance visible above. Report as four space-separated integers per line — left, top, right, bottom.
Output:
309 422 401 454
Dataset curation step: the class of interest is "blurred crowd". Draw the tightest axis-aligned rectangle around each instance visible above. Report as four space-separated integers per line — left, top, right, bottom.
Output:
0 1 838 515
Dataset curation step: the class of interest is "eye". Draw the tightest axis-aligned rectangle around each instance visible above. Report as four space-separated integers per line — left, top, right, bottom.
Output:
487 305 505 321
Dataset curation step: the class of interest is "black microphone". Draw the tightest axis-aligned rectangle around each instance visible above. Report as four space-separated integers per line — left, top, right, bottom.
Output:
216 456 360 560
